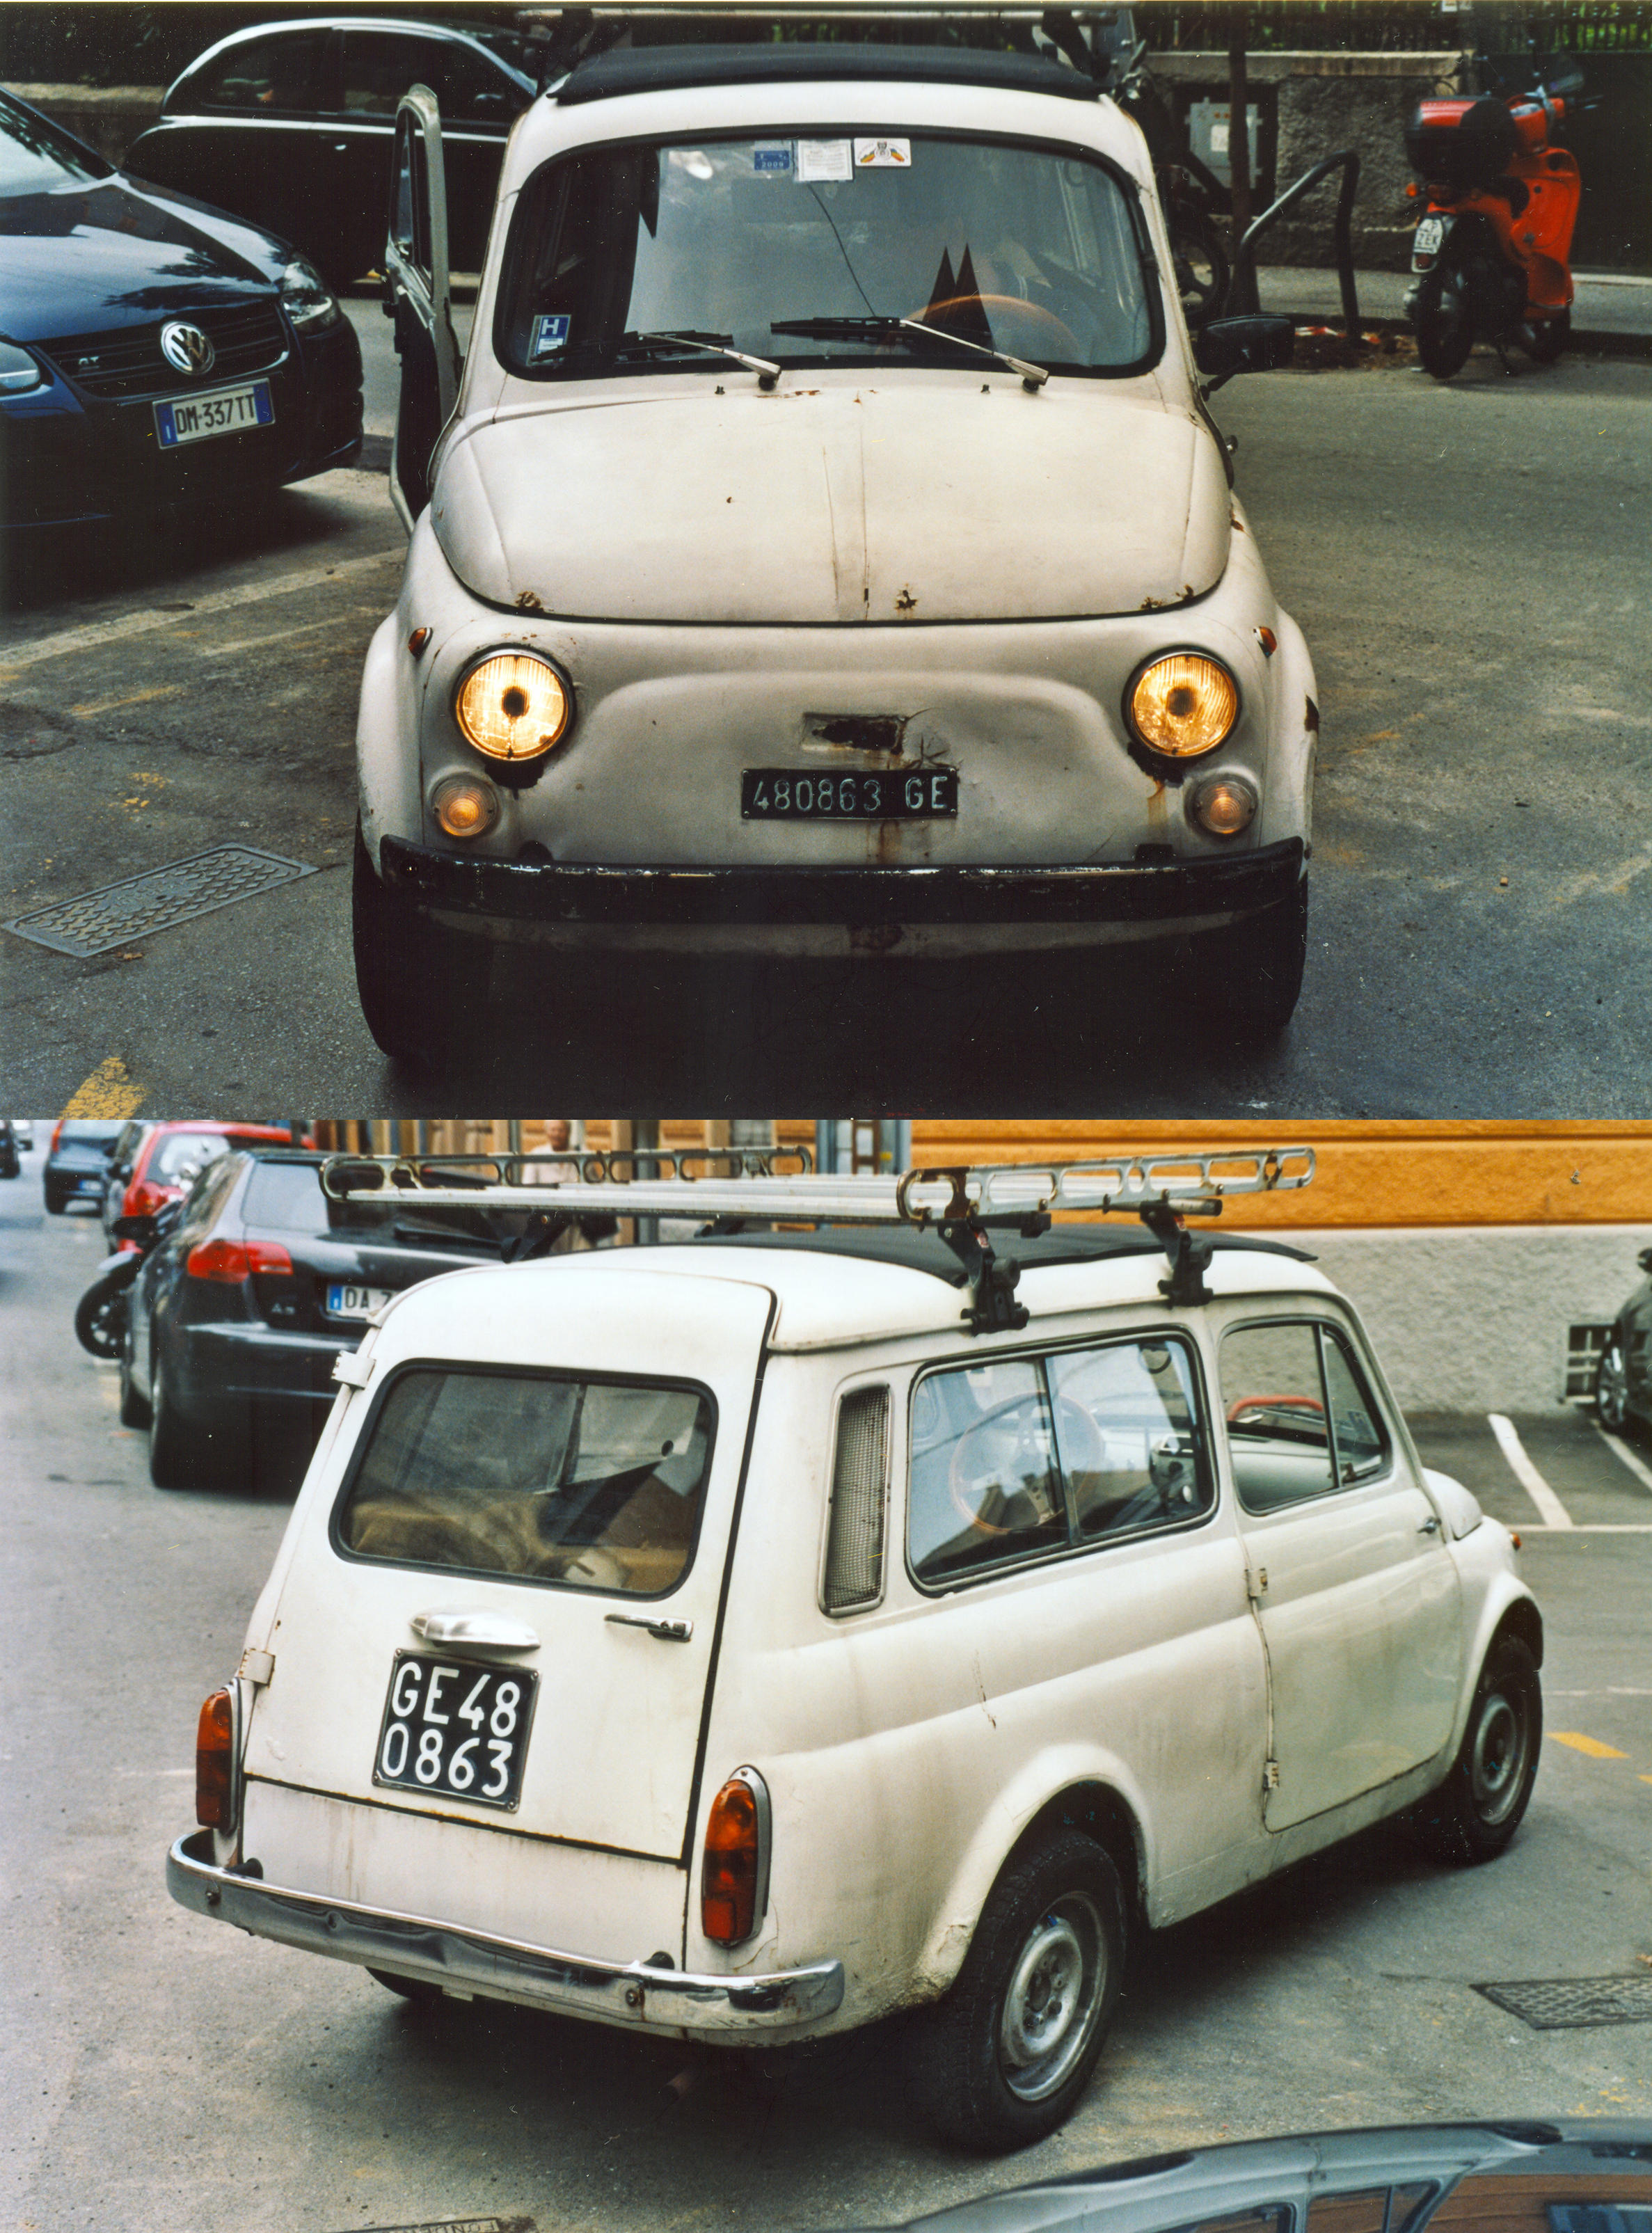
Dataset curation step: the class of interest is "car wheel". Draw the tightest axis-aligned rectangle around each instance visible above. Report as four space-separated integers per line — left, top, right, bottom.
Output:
353 822 487 1063
119 1318 150 1429
1201 876 1308 1038
1412 266 1476 380
367 1966 443 2005
1518 305 1569 363
149 1351 226 1491
44 1182 67 1214
907 1831 1125 2152
1595 1339 1631 1433
1404 1633 1541 1866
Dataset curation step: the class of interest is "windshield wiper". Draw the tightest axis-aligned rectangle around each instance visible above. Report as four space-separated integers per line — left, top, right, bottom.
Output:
770 314 1049 391
617 329 780 389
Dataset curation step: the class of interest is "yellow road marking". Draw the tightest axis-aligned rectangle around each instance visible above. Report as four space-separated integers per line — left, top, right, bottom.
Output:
1552 1731 1628 1759
60 1057 144 1120
69 687 185 719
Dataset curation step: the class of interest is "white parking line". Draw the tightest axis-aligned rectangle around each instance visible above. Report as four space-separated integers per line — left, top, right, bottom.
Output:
0 548 402 676
1487 1413 1574 1528
1594 1421 1652 1497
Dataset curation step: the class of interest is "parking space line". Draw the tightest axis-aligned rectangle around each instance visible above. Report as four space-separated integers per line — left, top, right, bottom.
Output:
1487 1413 1573 1527
1595 1421 1652 1497
0 548 402 676
1552 1731 1629 1758
205 605 388 660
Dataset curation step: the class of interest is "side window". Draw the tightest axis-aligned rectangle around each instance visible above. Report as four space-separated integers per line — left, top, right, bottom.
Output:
191 32 326 113
1322 1330 1389 1482
342 33 509 121
390 112 431 280
907 1336 1212 1589
1220 1320 1334 1513
821 1385 890 1614
178 1154 242 1237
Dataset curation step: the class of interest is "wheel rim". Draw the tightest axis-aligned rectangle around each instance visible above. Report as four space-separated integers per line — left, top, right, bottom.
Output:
1598 1347 1628 1429
996 1893 1106 2102
1470 1685 1530 1826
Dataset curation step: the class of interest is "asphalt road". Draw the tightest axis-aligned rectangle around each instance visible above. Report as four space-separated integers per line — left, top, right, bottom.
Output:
5 1159 1650 2233
1 308 1649 1115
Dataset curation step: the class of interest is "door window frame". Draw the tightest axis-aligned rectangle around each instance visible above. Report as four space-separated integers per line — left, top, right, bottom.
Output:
1218 1312 1396 1518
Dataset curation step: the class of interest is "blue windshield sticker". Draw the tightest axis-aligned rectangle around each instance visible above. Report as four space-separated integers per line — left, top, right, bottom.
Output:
754 143 793 173
530 313 571 360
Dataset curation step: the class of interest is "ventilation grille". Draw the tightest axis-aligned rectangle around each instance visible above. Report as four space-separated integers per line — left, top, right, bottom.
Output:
1566 1323 1612 1400
823 1386 889 1614
47 303 287 400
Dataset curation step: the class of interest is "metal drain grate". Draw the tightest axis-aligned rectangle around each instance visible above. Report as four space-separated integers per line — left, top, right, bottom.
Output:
1475 1975 1652 2029
6 845 316 957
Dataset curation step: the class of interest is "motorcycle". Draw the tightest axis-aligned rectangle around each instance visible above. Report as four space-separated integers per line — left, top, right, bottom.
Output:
73 1197 182 1360
1403 49 1587 380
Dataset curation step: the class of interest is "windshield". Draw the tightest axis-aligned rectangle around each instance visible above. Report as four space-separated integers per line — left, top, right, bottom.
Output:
0 93 107 195
498 132 1155 380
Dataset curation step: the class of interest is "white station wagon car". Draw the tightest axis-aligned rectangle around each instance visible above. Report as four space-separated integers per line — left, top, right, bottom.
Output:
352 42 1312 1058
169 1153 1541 2152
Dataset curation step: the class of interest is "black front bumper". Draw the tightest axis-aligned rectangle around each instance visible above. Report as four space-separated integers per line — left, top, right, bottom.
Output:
381 835 1305 930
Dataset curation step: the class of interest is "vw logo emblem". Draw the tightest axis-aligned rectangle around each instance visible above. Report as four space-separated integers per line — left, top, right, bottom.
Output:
159 321 216 377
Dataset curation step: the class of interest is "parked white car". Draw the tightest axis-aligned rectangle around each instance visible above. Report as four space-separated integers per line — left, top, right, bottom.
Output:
169 1153 1541 2152
352 42 1314 1058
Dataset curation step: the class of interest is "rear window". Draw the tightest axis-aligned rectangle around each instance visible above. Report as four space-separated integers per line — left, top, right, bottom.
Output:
337 1368 715 1597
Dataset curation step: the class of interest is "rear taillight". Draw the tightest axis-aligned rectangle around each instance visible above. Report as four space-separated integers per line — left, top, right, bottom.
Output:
127 1180 167 1219
185 1238 294 1282
195 1687 235 1829
701 1768 770 1946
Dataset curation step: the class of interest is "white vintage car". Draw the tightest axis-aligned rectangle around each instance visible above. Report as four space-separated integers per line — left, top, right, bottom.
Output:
351 41 1314 1058
168 1152 1541 2153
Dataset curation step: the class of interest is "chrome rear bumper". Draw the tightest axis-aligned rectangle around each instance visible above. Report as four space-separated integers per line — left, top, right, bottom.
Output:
167 1830 843 2035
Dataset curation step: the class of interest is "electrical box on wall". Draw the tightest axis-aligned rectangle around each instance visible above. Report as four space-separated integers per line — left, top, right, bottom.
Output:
1189 98 1262 186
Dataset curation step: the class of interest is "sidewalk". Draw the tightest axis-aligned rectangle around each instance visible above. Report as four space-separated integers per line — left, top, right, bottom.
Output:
1255 264 1652 353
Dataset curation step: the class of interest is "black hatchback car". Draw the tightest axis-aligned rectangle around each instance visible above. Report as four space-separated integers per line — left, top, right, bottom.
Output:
124 1150 507 1488
0 88 361 530
1596 1244 1652 1438
125 17 539 287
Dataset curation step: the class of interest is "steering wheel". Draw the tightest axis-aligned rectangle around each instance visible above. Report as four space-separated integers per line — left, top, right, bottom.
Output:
948 1395 1104 1537
911 292 1082 363
1226 1393 1325 1431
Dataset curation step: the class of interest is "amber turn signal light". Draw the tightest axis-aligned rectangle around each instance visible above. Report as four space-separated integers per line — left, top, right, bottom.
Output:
196 1687 235 1829
701 1770 770 1946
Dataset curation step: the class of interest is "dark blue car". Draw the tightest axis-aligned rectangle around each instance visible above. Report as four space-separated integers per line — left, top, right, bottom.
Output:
0 87 362 529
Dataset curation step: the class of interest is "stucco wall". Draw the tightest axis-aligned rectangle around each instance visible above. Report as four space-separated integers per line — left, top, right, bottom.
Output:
1284 1225 1647 1413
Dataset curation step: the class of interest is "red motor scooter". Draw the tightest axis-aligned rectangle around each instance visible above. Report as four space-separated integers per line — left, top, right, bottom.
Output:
1404 50 1587 379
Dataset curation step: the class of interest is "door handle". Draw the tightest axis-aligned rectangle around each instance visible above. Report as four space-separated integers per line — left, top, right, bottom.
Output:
605 1612 693 1643
1418 1514 1441 1536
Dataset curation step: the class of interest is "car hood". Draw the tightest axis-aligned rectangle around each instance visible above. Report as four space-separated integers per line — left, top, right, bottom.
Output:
0 177 280 343
434 379 1232 624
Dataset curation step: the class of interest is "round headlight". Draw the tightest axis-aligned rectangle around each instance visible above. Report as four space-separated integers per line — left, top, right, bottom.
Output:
454 651 572 763
1126 652 1240 759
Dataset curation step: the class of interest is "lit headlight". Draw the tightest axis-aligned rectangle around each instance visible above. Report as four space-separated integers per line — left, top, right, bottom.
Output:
0 337 44 395
278 257 342 333
454 651 572 763
1125 652 1240 759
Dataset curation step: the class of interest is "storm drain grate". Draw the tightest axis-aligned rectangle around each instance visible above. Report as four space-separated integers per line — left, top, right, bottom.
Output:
5 845 316 957
1475 1975 1652 2029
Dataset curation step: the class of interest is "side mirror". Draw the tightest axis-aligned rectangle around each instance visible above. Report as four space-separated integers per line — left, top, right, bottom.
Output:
113 1213 157 1246
1195 316 1295 384
1637 1246 1652 1274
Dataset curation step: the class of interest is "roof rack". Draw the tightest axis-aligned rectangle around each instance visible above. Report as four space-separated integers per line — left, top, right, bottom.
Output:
321 1147 1313 1330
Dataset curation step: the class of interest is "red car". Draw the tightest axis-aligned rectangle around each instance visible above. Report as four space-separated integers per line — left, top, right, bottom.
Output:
104 1122 301 1246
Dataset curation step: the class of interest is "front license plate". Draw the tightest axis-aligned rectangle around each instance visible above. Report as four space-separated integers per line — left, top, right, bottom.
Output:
742 768 958 820
326 1282 394 1319
154 380 274 449
374 1653 538 1811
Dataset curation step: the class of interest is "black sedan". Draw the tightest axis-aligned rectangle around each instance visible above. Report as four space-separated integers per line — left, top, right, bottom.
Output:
125 16 539 287
0 88 361 530
1596 1243 1652 1438
124 1149 503 1489
42 1118 125 1214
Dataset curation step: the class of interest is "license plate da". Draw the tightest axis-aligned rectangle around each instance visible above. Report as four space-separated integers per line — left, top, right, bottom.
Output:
154 380 274 449
742 768 958 820
1413 216 1447 258
374 1653 538 1811
326 1282 394 1319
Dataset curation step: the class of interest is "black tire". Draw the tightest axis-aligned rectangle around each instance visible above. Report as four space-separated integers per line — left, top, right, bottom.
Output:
1170 210 1230 331
907 1832 1126 2152
74 1271 130 1359
367 1967 443 2005
1596 1337 1631 1433
119 1317 150 1429
353 822 490 1062
1518 305 1569 363
1202 876 1308 1038
1412 265 1475 381
44 1181 67 1215
1404 1633 1541 1866
149 1351 229 1491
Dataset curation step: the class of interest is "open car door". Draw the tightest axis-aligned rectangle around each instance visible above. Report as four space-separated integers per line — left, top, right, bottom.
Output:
386 86 463 531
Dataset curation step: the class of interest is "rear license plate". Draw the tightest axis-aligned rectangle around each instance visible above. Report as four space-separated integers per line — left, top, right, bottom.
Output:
1413 215 1447 258
742 768 957 820
374 1653 538 1811
154 380 274 449
326 1282 394 1319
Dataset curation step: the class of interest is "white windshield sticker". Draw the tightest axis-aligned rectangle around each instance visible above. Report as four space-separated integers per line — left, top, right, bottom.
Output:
796 138 852 183
854 138 911 168
530 312 571 360
753 142 793 173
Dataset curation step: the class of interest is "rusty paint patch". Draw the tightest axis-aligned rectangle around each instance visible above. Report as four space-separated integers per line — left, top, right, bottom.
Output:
1139 594 1167 610
1230 512 1246 532
806 713 912 754
331 2219 535 2233
514 590 544 613
894 587 918 614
